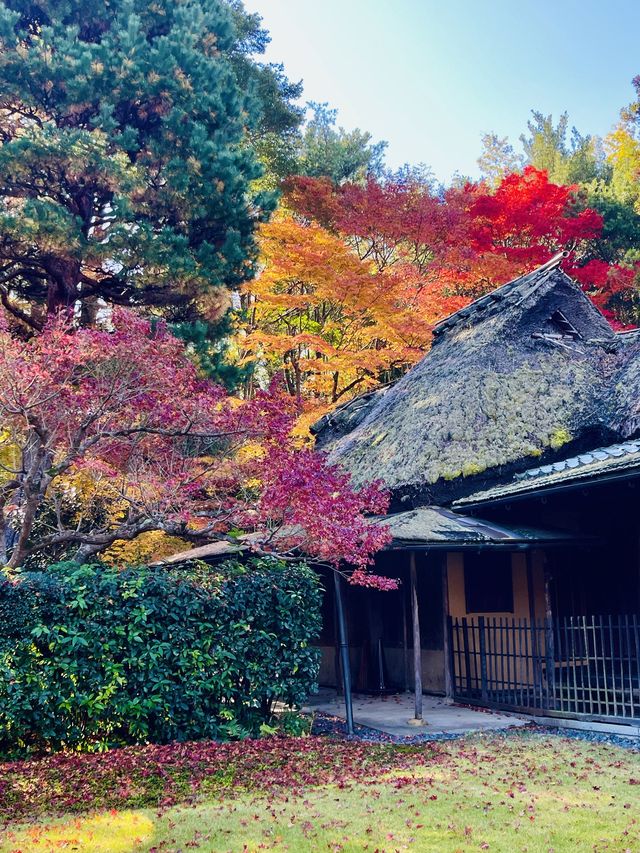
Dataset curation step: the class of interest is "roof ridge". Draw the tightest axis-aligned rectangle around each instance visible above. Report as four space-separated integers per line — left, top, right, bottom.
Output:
309 381 395 437
432 251 569 340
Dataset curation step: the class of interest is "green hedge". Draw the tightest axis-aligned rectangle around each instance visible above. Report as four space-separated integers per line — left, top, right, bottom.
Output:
0 558 321 753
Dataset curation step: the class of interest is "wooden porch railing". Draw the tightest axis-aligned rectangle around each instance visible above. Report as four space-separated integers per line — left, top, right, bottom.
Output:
449 615 640 724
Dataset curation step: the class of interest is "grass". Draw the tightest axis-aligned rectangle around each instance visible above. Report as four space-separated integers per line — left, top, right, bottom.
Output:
2 731 639 852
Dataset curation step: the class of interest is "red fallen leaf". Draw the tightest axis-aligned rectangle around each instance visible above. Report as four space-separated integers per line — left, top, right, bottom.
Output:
629 779 640 785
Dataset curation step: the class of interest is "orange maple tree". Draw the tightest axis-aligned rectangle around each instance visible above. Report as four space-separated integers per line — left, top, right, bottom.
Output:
241 168 623 414
239 212 464 410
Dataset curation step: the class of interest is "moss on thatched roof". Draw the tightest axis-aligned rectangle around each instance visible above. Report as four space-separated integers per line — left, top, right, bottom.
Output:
611 330 640 437
314 261 639 505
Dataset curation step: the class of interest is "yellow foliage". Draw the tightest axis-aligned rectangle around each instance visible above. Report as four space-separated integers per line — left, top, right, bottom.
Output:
236 442 266 462
290 404 332 447
102 531 189 567
605 123 640 209
0 429 19 485
49 469 129 525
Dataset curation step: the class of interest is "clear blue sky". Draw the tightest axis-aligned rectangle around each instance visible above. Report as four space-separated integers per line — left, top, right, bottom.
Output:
245 0 640 183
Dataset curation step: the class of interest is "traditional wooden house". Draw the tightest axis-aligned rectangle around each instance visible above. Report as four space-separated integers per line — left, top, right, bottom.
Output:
311 253 640 731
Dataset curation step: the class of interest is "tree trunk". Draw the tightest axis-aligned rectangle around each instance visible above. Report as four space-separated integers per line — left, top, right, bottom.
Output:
7 492 40 569
79 296 101 326
0 514 8 565
6 429 52 569
44 255 81 315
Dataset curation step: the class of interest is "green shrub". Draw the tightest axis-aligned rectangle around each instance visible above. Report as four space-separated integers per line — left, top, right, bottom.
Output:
275 710 314 737
0 558 321 754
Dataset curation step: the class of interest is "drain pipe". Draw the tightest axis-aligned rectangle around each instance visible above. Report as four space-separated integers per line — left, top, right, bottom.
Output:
409 551 425 725
334 571 354 735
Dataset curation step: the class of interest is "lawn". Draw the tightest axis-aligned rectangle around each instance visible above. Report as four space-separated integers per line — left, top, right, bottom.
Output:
1 730 639 852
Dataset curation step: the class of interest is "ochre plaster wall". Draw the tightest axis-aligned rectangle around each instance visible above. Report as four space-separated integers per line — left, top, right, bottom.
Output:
446 550 546 688
447 551 545 620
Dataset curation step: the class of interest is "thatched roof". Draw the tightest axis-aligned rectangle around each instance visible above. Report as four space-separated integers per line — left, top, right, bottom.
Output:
375 506 578 548
611 329 640 437
313 257 640 505
153 508 576 566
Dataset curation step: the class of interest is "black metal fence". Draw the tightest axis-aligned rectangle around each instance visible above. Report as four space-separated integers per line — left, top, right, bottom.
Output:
449 615 640 723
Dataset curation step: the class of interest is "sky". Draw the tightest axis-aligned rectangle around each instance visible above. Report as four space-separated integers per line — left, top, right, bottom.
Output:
244 0 640 183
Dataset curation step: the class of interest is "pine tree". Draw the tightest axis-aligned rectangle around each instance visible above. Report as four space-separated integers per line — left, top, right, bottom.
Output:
0 0 276 329
298 102 387 185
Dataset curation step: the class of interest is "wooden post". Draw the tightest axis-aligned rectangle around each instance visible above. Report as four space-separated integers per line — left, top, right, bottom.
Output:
478 616 489 702
333 571 354 735
525 551 537 623
543 559 556 710
526 551 542 698
441 557 454 703
333 574 341 694
409 551 423 723
462 617 473 695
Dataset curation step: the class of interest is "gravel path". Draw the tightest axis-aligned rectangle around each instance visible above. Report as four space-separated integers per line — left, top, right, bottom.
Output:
311 711 640 750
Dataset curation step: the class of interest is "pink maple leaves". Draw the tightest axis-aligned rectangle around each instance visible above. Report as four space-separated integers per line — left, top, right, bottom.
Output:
0 310 390 579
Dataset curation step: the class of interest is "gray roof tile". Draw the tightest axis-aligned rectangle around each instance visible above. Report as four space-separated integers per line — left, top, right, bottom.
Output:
456 440 640 508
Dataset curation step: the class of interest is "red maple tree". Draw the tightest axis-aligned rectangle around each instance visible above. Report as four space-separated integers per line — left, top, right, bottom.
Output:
0 310 391 582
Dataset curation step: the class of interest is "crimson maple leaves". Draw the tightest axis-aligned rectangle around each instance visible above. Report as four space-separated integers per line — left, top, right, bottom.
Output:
3 166 636 582
0 311 389 577
243 167 637 414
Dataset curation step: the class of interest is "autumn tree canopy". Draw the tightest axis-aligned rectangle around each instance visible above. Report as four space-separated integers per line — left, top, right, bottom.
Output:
240 212 440 408
0 310 391 580
241 167 610 413
2 0 640 582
